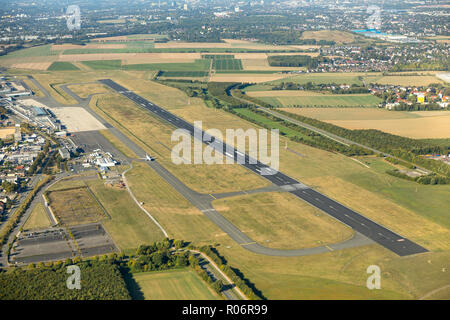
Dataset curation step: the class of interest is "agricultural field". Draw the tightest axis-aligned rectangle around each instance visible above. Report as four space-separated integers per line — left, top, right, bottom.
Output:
47 186 107 226
213 192 353 250
362 74 446 86
130 269 220 300
247 91 381 107
23 203 52 231
212 58 243 71
301 30 356 44
280 107 450 139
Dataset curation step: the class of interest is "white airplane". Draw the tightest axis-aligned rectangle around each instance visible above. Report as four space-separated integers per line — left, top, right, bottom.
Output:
141 154 155 161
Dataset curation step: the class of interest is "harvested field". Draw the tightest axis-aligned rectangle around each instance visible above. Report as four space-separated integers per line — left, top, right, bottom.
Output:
301 30 355 43
209 73 291 83
0 127 16 139
51 44 126 50
328 116 450 139
10 62 52 70
281 107 450 139
154 42 231 49
47 187 106 226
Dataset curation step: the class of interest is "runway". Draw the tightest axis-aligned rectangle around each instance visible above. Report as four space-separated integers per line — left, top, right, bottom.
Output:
99 79 428 257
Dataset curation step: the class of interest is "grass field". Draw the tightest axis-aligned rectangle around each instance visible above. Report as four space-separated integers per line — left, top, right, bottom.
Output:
131 269 220 300
248 91 381 107
280 107 450 139
47 61 80 71
47 186 106 226
213 192 353 249
67 83 109 98
86 178 165 251
301 30 355 44
125 162 230 243
23 203 52 231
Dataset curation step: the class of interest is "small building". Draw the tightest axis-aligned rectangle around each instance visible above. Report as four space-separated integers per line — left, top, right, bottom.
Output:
58 148 71 160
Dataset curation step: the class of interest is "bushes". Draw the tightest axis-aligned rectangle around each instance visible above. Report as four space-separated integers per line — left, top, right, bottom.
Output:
198 245 265 300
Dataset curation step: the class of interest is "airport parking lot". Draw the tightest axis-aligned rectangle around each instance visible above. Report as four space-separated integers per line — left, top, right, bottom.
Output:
10 222 118 265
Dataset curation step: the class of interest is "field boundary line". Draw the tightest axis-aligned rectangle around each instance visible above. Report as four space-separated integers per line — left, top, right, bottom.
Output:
122 164 169 238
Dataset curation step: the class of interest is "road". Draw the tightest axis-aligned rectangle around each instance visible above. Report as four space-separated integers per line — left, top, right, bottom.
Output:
99 79 428 257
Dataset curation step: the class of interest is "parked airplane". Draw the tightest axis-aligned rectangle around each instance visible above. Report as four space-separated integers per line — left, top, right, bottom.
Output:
141 154 155 161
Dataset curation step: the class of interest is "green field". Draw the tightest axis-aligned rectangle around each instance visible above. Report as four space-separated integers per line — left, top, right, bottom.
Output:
160 71 209 77
268 73 366 85
257 94 381 107
123 59 210 71
130 269 220 300
0 44 58 59
81 60 122 70
81 59 211 72
212 59 243 71
47 61 80 71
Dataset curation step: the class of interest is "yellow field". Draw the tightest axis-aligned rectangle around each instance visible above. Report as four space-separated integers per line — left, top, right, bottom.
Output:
363 74 444 86
209 73 291 83
301 30 355 44
213 192 353 249
280 108 450 139
0 127 15 139
10 62 52 70
248 90 325 97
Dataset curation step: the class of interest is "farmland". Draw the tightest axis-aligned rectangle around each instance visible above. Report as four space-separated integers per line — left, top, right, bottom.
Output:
280 107 450 139
247 91 382 107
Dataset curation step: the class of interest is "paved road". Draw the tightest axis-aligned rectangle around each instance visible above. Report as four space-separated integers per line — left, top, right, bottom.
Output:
99 79 428 257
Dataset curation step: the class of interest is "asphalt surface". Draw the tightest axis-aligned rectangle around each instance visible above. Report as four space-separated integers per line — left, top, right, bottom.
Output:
99 79 428 257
